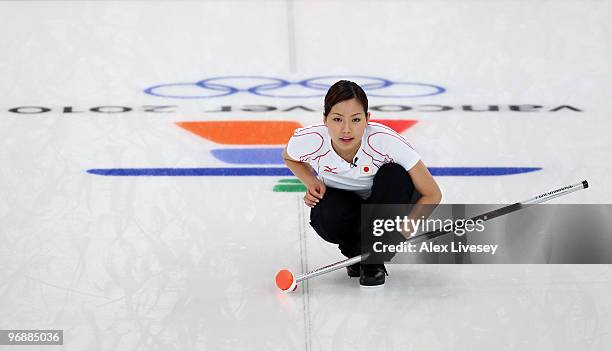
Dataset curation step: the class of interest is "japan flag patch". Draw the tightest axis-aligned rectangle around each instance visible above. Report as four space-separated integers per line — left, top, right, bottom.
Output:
360 165 373 175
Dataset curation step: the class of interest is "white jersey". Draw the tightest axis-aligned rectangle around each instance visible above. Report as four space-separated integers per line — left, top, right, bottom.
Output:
286 122 421 199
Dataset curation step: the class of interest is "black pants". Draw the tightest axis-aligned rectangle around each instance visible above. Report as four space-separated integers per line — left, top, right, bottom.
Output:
309 163 420 260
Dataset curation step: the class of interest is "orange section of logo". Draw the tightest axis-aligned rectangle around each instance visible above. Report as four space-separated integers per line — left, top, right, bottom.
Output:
176 121 302 145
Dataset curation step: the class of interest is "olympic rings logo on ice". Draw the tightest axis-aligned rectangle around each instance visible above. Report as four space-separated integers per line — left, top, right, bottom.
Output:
144 75 446 99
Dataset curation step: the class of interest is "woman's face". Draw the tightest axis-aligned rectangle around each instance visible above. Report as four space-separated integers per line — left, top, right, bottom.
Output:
324 98 370 154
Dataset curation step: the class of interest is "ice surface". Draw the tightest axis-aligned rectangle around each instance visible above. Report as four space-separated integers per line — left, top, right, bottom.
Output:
1 1 612 350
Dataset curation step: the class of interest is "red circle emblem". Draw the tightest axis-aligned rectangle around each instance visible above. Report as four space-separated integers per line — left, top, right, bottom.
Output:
363 166 369 172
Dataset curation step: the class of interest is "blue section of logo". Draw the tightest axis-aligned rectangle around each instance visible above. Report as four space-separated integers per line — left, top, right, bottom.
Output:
87 167 541 177
211 148 284 164
144 75 446 99
87 168 294 176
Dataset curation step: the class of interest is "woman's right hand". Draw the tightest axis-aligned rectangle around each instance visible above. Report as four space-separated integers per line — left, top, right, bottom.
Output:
304 179 326 208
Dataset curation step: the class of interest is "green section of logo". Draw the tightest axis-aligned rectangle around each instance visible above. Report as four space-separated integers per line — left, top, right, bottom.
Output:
273 178 306 192
278 179 302 183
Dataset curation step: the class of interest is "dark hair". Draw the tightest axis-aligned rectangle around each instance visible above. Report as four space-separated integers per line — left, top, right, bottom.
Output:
323 80 368 117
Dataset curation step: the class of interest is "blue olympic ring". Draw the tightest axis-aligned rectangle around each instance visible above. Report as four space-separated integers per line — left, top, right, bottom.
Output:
144 75 446 99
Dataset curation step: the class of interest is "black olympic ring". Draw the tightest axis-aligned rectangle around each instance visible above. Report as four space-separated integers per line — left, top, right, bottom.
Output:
143 75 446 99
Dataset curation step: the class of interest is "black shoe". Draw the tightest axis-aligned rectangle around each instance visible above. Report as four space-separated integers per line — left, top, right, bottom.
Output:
360 264 388 287
346 263 360 277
